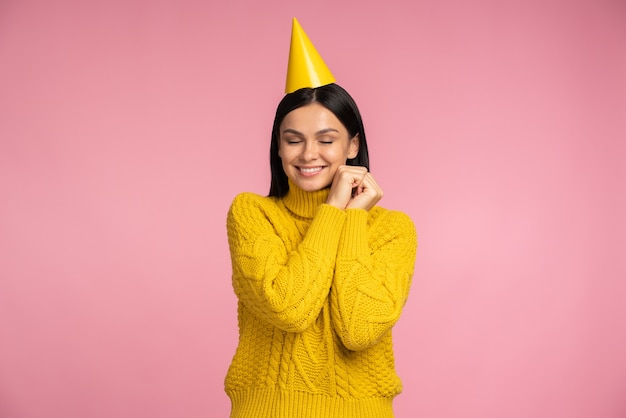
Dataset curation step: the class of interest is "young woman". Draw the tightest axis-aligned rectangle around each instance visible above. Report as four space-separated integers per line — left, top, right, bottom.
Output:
225 83 417 417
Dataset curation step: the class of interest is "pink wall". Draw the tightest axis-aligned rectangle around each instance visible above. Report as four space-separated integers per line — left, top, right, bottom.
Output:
1 1 624 417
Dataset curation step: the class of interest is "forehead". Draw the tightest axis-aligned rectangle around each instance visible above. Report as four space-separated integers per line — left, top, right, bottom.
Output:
280 103 346 134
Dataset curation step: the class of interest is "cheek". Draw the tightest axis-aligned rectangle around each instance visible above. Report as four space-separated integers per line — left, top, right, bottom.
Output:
278 146 293 164
326 146 351 163
278 146 294 163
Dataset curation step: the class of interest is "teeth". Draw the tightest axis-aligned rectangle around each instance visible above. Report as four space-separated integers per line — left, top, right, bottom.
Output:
300 167 322 173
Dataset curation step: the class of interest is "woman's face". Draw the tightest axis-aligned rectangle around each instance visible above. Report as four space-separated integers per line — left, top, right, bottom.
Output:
278 103 359 193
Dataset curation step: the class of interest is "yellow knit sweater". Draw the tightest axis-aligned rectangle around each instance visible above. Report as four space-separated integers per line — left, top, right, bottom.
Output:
225 182 417 418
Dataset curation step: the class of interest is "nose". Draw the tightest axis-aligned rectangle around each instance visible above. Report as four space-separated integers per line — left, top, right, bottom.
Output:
301 140 319 161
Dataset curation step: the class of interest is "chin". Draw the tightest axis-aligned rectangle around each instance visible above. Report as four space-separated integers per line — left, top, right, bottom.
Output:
295 179 329 192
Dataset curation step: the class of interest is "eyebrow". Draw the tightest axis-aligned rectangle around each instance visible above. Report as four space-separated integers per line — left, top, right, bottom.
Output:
281 128 340 136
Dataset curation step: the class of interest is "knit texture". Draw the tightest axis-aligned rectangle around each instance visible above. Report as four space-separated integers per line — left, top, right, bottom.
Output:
225 182 417 418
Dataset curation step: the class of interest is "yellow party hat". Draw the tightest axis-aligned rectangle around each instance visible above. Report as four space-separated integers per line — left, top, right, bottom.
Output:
285 18 336 94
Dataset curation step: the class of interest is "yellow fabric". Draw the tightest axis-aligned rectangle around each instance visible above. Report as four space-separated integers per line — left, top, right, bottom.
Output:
225 182 417 418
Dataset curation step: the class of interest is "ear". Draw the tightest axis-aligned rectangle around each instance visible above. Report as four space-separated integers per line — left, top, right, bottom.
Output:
348 134 360 159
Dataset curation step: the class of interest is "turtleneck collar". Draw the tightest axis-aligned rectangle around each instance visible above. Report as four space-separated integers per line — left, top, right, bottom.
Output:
282 180 330 219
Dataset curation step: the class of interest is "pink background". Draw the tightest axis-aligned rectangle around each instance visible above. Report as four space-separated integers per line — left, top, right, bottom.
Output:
1 0 625 417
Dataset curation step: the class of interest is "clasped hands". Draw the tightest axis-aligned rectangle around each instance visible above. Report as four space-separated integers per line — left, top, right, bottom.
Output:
326 165 383 211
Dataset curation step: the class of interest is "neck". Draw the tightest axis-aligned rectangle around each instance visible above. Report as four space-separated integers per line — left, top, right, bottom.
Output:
283 180 330 218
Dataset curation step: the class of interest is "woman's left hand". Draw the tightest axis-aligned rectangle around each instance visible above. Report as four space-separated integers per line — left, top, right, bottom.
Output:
327 165 383 211
345 170 383 211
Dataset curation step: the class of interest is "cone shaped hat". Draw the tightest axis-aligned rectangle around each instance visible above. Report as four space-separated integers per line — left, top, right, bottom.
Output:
285 18 335 94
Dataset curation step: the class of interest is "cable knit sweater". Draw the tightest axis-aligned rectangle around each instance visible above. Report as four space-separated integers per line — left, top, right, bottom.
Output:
225 181 417 418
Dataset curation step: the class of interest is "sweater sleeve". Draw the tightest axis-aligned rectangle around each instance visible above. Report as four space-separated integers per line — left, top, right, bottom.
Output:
227 193 346 333
330 208 417 351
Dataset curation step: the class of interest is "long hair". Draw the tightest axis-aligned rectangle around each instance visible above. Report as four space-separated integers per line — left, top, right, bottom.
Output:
268 83 370 197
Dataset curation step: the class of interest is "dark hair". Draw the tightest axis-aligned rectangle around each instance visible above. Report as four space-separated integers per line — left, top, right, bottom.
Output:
268 83 370 197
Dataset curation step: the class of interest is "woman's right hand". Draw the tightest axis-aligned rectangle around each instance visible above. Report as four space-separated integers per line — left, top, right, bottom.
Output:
326 165 383 211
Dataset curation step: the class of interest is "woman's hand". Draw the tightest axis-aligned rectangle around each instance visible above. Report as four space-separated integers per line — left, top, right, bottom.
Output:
326 165 383 211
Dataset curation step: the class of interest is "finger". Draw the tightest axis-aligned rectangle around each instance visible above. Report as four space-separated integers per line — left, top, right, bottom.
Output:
336 165 367 178
355 172 373 192
346 172 384 210
327 166 366 209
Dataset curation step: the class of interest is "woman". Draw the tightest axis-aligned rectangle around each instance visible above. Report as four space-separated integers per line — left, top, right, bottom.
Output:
224 19 417 418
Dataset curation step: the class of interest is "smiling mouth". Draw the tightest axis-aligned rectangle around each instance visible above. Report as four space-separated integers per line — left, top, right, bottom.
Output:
298 166 324 175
